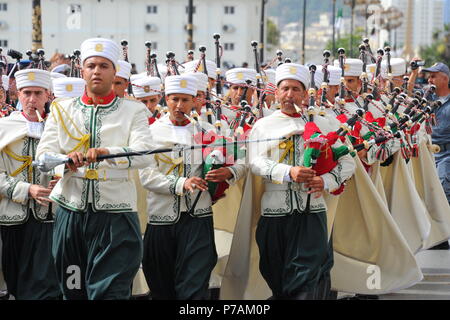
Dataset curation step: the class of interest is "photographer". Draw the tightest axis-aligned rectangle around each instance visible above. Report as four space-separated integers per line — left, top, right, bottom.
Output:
408 58 426 93
422 63 450 205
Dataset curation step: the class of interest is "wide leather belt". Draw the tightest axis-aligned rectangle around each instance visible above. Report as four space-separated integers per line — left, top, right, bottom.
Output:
71 167 129 181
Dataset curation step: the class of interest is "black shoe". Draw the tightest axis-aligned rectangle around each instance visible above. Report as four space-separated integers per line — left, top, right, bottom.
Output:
430 241 450 250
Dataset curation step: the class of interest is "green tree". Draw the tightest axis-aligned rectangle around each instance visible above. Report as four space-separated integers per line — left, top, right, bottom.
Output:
267 18 280 47
325 27 365 58
419 24 450 66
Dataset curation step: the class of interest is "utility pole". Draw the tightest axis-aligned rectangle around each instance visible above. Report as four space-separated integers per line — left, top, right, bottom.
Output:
332 0 336 55
301 0 306 64
259 0 266 63
350 0 355 57
187 0 194 50
32 0 43 52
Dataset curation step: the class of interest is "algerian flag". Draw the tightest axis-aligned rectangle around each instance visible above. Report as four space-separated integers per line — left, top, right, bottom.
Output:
335 8 343 31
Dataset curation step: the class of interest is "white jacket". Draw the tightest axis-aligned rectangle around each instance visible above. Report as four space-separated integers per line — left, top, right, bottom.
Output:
0 112 54 224
139 114 247 225
36 96 152 213
249 110 355 216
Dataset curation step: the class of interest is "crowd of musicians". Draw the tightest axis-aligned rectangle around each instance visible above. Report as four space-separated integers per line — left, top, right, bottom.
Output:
0 33 449 300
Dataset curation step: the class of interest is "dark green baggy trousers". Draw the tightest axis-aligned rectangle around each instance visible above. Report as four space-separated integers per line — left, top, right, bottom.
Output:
0 212 61 300
52 205 143 300
255 210 329 300
142 213 218 300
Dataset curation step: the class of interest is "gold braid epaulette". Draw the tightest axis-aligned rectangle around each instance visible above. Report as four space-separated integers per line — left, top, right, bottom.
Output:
154 154 183 176
51 101 91 153
278 139 294 164
2 147 33 179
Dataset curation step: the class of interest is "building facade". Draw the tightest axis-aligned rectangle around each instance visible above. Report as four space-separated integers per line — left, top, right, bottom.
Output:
0 0 264 72
380 0 445 54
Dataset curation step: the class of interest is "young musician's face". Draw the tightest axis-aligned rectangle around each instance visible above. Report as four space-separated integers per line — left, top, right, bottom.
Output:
18 87 49 121
326 85 339 103
229 84 254 105
82 56 116 97
344 76 361 95
276 79 306 110
166 93 196 123
138 95 161 113
112 76 129 98
195 91 206 112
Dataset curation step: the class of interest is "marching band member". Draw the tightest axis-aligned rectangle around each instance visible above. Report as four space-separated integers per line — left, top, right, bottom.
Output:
139 74 246 299
0 68 61 299
131 76 163 123
248 63 355 299
224 67 257 116
183 58 217 92
36 38 152 300
112 59 132 98
187 71 230 133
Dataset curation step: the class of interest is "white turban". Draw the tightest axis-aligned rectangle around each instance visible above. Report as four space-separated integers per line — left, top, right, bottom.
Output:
333 58 363 77
80 38 121 69
164 74 198 97
186 72 209 92
225 68 257 86
262 68 276 85
132 76 162 98
52 77 86 98
275 63 309 88
381 58 406 78
314 65 342 86
51 72 67 80
15 69 52 90
183 59 217 79
116 60 132 80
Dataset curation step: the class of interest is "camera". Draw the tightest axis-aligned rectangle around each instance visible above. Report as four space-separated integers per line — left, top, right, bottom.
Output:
410 60 425 70
7 49 23 60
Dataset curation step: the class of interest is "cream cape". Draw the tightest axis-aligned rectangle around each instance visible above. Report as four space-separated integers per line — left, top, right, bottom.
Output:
331 156 423 294
410 141 450 249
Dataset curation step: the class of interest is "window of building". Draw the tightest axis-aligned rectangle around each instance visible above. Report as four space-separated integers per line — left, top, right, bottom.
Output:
185 6 196 14
0 40 8 47
0 3 7 11
147 5 157 14
224 43 234 51
224 6 234 14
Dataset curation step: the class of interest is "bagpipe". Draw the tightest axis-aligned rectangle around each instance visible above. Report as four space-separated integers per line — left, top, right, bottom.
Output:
299 38 440 194
301 61 354 197
186 45 250 204
69 49 82 78
120 39 134 96
143 41 166 124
